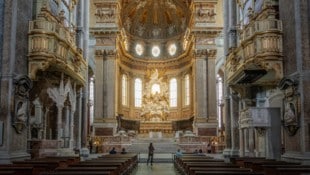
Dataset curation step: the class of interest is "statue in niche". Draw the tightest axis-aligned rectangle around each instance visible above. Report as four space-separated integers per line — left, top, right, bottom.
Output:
141 69 169 121
284 102 297 125
13 75 33 134
279 78 299 136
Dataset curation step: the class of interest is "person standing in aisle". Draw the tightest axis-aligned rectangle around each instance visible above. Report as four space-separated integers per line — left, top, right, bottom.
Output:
147 142 155 166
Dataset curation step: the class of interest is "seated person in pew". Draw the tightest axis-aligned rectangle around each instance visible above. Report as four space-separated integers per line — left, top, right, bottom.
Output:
198 149 204 156
121 148 127 154
109 147 117 154
175 149 183 158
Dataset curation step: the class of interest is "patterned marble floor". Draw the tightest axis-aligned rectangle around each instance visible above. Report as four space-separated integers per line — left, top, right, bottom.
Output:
132 163 179 175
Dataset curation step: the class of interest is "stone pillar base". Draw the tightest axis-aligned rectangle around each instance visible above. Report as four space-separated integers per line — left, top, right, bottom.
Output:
93 118 117 136
223 148 239 163
230 149 240 157
0 152 30 164
195 117 218 137
282 152 310 164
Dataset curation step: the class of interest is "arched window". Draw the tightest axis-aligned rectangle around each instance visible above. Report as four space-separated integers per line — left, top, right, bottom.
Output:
184 74 190 106
121 74 128 106
134 78 142 107
169 78 177 107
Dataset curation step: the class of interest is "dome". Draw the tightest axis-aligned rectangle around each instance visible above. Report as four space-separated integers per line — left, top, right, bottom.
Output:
121 0 191 40
120 0 192 59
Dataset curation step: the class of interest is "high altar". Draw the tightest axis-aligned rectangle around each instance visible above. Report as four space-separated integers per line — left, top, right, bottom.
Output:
139 69 173 133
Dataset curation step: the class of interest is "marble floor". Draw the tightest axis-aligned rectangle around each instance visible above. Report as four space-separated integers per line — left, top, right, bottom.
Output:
132 163 178 175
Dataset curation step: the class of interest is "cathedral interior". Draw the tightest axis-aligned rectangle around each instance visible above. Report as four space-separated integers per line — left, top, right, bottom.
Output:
0 0 310 173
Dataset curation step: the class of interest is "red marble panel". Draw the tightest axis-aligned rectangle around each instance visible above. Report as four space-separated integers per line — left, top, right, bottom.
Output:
198 128 217 136
95 128 113 136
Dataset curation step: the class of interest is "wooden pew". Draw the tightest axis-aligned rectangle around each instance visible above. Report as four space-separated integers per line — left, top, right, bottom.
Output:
183 163 240 175
0 166 33 175
0 171 15 175
2 162 50 175
70 162 123 173
248 160 300 172
193 171 264 175
263 165 310 175
88 155 138 174
44 156 80 164
275 168 310 175
230 157 269 168
41 172 112 175
174 155 237 174
56 167 118 175
98 153 138 170
189 167 252 175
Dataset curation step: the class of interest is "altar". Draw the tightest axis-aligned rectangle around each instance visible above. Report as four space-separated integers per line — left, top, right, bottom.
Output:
140 121 173 133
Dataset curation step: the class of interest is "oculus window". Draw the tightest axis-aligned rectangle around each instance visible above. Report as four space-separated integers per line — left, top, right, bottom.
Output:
151 46 160 57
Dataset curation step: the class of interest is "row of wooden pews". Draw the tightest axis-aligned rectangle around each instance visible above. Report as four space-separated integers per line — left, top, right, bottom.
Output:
0 156 79 175
174 154 263 175
0 153 138 175
231 157 310 175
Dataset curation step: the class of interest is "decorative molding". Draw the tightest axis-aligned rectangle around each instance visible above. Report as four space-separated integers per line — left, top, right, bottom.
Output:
93 2 117 23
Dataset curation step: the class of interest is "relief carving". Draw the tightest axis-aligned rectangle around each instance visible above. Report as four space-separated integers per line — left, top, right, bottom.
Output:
196 3 217 23
95 4 116 23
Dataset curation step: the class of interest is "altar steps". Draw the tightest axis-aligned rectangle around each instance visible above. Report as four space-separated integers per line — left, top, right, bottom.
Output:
127 138 180 154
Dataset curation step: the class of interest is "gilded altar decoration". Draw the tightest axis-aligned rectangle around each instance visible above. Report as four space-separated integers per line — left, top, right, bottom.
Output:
141 69 169 121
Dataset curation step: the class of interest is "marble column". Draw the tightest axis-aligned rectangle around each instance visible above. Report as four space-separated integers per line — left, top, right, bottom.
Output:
244 129 250 156
279 0 310 163
248 127 255 157
228 0 237 49
0 0 33 163
239 128 244 157
64 106 70 147
207 57 218 123
56 104 64 141
194 57 207 118
103 53 116 118
223 94 232 157
230 92 240 156
33 98 43 139
223 0 229 55
68 82 76 149
81 0 89 149
77 89 83 149
43 107 49 140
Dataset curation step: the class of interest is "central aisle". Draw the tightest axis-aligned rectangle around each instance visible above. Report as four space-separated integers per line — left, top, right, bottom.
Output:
133 163 178 175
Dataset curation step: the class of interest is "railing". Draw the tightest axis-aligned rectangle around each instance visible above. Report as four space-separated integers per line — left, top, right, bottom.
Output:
240 19 282 41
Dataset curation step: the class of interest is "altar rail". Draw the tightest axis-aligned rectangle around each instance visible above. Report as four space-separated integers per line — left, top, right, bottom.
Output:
140 121 173 133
